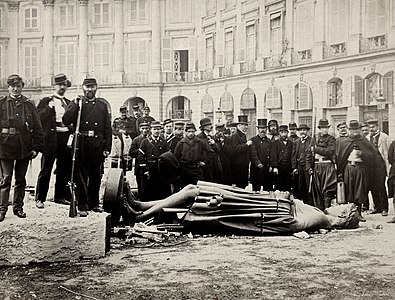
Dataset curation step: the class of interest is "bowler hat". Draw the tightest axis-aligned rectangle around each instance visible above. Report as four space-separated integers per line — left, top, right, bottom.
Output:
82 77 97 86
132 104 140 110
337 121 347 129
7 74 24 86
237 115 248 125
279 125 288 131
256 119 267 128
151 121 162 128
163 118 173 125
185 122 196 131
119 105 128 112
54 73 71 87
366 118 378 125
139 122 151 128
289 122 298 130
318 118 330 128
349 120 361 130
297 124 310 130
268 119 278 127
199 117 212 128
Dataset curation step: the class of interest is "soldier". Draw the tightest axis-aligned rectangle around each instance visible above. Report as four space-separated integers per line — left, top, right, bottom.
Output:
288 122 299 143
129 104 141 139
291 124 312 205
337 121 349 138
168 121 184 153
336 120 384 221
0 75 44 222
268 119 280 141
136 106 155 128
129 122 151 197
288 122 299 197
309 119 337 211
138 121 171 201
35 73 72 209
112 106 135 137
227 115 252 189
366 119 390 216
174 122 214 187
163 118 174 142
250 119 272 192
361 122 369 137
271 125 293 192
63 78 112 216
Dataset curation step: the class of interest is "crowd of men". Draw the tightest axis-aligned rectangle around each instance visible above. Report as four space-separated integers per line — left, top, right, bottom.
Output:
1 73 395 225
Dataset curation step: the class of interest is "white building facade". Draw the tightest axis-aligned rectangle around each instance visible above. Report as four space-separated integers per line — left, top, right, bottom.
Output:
0 0 394 138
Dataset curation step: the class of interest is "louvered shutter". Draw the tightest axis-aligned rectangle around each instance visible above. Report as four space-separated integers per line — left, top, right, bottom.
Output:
216 29 224 66
162 37 172 72
189 36 196 71
383 71 393 104
237 22 246 61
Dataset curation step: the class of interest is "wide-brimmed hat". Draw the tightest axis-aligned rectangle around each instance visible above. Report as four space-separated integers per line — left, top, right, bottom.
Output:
215 123 225 129
237 115 248 125
256 119 267 128
297 124 310 130
185 122 196 131
227 122 237 128
199 117 212 128
349 120 361 130
318 118 330 128
54 73 71 87
279 125 288 131
7 74 24 86
82 77 97 86
289 122 298 130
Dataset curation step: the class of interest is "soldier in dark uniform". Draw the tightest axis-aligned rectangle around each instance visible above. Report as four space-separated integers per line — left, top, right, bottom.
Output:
138 121 171 201
309 119 337 211
249 119 271 191
168 121 184 153
288 122 299 197
291 124 313 205
0 75 44 222
129 122 150 197
63 78 112 217
271 125 293 192
35 73 72 209
129 104 141 139
174 122 214 187
136 106 155 128
227 115 252 189
112 106 135 137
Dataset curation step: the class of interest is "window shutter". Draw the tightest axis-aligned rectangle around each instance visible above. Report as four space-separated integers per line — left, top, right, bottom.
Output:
197 35 205 71
189 36 196 72
162 37 171 72
266 87 273 108
273 86 281 108
383 71 394 104
343 76 352 107
261 15 270 57
216 29 224 66
237 22 246 61
353 75 363 106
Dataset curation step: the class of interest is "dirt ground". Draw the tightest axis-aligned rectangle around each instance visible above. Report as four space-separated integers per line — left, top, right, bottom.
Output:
1 210 395 300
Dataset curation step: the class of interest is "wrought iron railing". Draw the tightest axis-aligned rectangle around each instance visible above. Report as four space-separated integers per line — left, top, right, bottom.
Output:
323 42 347 59
168 109 192 120
360 34 387 53
123 72 148 85
291 49 312 65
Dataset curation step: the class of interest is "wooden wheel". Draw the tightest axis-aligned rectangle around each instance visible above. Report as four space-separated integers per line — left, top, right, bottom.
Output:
103 168 124 224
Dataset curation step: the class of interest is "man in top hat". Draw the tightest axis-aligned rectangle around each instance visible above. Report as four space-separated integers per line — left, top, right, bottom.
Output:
138 121 171 201
250 119 272 191
0 75 44 222
35 73 73 209
366 119 390 216
270 125 294 192
291 124 313 205
288 122 299 143
268 119 280 141
174 122 214 187
136 106 155 129
63 77 112 216
337 121 348 138
336 120 384 220
227 115 252 188
308 119 337 211
129 122 151 197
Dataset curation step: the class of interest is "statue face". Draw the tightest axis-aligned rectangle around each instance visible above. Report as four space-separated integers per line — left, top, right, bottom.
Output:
325 203 361 229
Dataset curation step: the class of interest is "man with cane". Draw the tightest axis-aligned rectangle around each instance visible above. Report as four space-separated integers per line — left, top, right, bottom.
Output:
63 78 112 217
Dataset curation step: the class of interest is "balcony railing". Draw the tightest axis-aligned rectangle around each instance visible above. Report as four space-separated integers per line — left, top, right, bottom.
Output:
323 42 347 59
240 61 256 74
264 55 287 69
291 49 312 65
328 95 343 108
123 72 148 85
168 109 192 120
360 34 387 53
200 69 213 80
163 71 200 83
219 65 234 77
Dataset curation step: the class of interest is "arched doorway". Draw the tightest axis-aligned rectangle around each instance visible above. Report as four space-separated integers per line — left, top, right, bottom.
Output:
166 96 192 120
201 94 214 120
219 91 234 125
124 96 146 111
241 88 256 138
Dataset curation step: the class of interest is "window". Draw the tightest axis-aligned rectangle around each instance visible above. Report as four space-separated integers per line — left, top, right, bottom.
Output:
298 116 313 130
224 30 234 66
0 7 4 30
172 0 191 22
59 3 76 28
295 1 313 50
220 91 233 112
246 23 256 61
265 86 282 109
206 35 214 69
201 94 214 118
59 44 75 77
24 45 39 78
129 40 146 72
167 96 191 120
328 78 343 107
295 82 312 109
93 42 110 73
270 13 282 55
131 0 147 23
93 2 110 26
206 0 216 16
24 7 38 29
328 0 346 44
366 0 386 37
241 88 256 110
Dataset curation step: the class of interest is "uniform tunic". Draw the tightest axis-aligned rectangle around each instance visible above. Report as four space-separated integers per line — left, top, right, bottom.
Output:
292 136 312 205
270 137 293 192
250 134 272 191
129 134 148 197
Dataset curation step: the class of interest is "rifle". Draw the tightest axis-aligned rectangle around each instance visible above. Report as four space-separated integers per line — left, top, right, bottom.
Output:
308 107 317 194
68 96 83 218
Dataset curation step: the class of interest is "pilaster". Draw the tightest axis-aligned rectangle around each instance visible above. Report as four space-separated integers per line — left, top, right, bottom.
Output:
113 0 124 84
7 1 20 74
78 0 89 83
42 0 55 86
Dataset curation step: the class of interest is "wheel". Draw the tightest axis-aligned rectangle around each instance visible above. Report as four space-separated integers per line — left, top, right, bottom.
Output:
103 168 124 225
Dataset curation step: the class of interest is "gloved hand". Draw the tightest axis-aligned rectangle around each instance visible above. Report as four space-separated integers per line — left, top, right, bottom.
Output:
273 167 278 175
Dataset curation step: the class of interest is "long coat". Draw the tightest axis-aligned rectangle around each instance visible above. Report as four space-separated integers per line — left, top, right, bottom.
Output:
227 130 250 188
250 134 272 189
0 95 44 159
366 131 391 174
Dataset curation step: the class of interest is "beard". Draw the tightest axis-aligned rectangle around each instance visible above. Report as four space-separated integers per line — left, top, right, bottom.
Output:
85 91 95 99
270 128 279 135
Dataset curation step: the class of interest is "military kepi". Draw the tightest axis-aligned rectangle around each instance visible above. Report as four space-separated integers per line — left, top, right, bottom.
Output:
82 77 97 86
7 74 24 86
